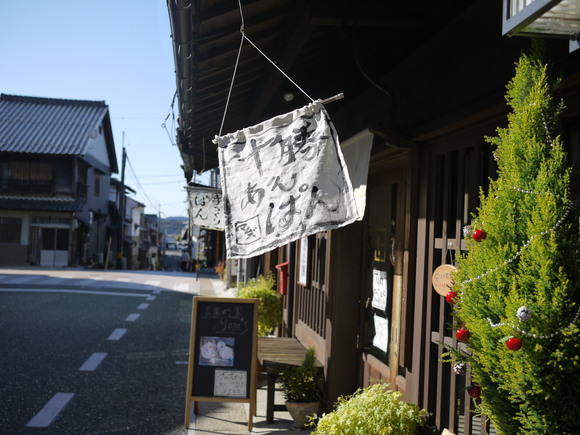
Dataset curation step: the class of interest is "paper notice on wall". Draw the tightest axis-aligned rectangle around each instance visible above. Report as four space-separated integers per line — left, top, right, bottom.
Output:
373 315 389 354
372 269 388 311
213 369 247 398
187 186 225 231
215 100 359 259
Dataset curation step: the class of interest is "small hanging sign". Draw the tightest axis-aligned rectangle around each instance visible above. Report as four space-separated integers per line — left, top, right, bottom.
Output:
432 264 457 296
187 186 225 231
215 101 359 259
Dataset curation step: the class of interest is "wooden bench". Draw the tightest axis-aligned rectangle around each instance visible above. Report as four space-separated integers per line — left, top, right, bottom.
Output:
256 336 323 423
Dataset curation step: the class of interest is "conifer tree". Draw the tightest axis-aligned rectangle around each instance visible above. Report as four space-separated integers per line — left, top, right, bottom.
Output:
451 45 580 434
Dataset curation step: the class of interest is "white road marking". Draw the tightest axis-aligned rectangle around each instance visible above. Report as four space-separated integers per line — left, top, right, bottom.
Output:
79 352 107 371
26 392 75 427
125 313 140 322
137 303 150 310
107 328 128 341
0 289 149 298
146 295 156 301
152 289 162 294
175 361 188 365
173 282 189 291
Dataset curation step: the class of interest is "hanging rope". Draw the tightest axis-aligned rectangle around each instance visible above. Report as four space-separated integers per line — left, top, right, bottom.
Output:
242 35 315 103
218 29 245 137
218 0 316 137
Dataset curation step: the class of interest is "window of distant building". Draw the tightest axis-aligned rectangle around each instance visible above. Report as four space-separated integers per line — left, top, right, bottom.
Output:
0 161 52 193
54 158 73 193
0 162 9 191
94 172 101 196
0 217 21 244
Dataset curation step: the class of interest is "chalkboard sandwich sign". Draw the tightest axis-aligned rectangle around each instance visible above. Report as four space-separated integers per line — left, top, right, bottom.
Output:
184 296 259 430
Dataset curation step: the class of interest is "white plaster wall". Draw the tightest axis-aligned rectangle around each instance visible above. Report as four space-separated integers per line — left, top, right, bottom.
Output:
85 125 110 168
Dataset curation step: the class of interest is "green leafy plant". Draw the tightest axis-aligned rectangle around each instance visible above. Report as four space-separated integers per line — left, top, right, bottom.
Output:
236 273 282 336
451 43 580 434
279 346 322 402
312 382 428 434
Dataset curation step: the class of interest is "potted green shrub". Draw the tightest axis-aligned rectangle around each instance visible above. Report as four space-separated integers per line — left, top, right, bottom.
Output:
278 346 322 428
313 382 428 434
236 273 282 336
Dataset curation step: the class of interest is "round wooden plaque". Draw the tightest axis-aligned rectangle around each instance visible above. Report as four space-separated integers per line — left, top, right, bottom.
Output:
432 264 457 296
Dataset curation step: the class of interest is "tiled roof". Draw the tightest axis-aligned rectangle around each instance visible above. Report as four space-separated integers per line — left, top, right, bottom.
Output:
0 93 109 155
0 195 84 212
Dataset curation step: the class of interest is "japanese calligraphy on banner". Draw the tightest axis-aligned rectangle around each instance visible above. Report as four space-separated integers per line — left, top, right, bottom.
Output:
187 186 225 231
215 101 359 259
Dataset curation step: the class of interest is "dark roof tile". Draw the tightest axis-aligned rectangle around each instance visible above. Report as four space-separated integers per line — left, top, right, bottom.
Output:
0 195 84 212
0 93 109 156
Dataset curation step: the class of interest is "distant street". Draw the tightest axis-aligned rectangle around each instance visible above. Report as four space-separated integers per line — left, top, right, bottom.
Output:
0 268 216 434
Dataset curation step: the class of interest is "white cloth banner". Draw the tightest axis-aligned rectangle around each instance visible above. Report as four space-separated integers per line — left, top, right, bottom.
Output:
187 186 225 231
340 129 373 221
215 101 359 259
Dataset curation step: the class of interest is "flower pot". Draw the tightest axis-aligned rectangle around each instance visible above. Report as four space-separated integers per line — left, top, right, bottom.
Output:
285 401 320 429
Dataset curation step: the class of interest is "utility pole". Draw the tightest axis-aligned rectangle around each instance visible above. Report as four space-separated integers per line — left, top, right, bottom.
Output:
116 134 126 269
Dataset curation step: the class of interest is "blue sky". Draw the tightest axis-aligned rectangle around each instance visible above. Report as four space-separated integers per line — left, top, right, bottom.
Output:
1 1 200 217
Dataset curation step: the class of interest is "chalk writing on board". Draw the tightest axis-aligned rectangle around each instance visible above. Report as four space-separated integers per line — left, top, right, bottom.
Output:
199 337 235 367
372 269 388 311
214 369 247 398
200 305 250 335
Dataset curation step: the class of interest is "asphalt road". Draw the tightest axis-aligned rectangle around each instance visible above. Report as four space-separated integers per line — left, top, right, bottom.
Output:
0 270 200 435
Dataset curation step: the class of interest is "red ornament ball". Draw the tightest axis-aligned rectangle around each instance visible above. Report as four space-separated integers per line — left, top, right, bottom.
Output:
506 337 522 351
472 229 487 242
446 291 457 304
467 385 481 399
456 328 471 342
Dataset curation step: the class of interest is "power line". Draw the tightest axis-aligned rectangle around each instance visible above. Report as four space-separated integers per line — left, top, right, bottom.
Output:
123 151 190 217
125 153 162 213
137 173 183 179
139 180 187 186
161 91 178 147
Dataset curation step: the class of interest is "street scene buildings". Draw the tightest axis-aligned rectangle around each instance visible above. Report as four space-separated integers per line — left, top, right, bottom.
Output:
2 1 580 434
166 1 580 434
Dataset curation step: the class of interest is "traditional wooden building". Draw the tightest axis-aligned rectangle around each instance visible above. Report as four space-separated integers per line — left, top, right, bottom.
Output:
167 1 580 432
0 94 119 267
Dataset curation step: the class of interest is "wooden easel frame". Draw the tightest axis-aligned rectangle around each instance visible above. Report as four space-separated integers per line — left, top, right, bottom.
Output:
184 296 258 431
